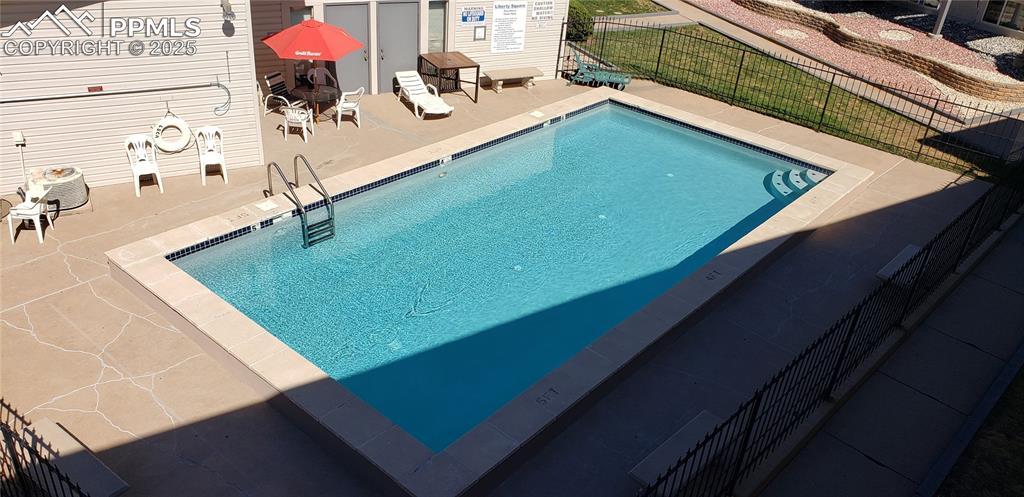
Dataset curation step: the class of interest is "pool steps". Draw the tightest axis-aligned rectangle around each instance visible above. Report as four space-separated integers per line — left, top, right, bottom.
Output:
766 169 825 200
306 217 336 246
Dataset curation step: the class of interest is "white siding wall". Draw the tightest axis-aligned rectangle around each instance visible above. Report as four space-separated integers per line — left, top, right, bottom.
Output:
0 0 263 191
448 0 568 80
252 0 289 87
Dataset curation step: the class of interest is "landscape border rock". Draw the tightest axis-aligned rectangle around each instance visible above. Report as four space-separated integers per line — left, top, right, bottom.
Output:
733 0 1024 102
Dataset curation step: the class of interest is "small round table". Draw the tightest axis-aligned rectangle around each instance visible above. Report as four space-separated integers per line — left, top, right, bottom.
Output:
26 167 89 211
290 86 340 124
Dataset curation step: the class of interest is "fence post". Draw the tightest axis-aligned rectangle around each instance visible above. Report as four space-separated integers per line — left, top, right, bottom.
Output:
598 21 608 65
556 21 566 79
815 72 837 132
899 243 933 322
730 50 747 104
653 28 667 82
916 96 940 162
728 388 764 494
2 426 33 495
997 186 1015 226
823 306 862 400
955 196 988 266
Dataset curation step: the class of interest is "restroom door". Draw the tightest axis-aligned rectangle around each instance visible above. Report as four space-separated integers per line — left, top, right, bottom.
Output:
325 3 370 91
377 2 420 94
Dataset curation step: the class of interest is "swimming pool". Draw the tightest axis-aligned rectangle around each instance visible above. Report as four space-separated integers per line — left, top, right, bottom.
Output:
172 103 824 451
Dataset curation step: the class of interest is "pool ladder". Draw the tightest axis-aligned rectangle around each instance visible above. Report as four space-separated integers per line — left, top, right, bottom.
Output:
266 154 335 248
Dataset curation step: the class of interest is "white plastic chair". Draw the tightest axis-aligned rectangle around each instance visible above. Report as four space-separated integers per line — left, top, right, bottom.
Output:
7 187 55 244
336 87 364 129
263 71 307 115
307 67 339 89
282 106 314 142
124 134 164 197
395 71 454 119
196 126 227 185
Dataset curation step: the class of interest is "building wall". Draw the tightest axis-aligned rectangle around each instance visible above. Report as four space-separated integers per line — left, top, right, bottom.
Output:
903 0 1024 40
0 0 263 191
448 0 568 80
284 0 568 95
252 0 291 87
946 0 987 21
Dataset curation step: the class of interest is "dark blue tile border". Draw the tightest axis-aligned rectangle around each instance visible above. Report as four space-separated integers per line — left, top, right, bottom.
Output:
452 125 545 161
165 226 255 261
167 98 832 262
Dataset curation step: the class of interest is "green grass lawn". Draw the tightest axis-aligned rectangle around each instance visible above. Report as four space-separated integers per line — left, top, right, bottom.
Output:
575 24 1007 178
571 0 668 17
937 368 1024 497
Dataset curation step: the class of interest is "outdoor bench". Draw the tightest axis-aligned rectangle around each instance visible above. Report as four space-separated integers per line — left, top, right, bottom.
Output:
876 244 922 282
484 67 544 93
630 410 723 489
26 418 129 497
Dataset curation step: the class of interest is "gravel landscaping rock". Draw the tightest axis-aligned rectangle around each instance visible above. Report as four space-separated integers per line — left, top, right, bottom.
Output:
879 29 914 42
689 0 1023 120
798 0 1024 80
775 28 808 40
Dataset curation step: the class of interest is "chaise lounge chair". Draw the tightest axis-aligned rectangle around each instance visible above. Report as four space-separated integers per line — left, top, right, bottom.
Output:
569 52 632 90
395 70 455 119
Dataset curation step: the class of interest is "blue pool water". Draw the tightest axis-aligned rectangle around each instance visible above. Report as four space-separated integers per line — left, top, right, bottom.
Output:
174 105 813 451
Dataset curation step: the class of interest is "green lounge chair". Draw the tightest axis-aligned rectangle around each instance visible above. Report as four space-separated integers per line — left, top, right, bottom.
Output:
569 52 632 90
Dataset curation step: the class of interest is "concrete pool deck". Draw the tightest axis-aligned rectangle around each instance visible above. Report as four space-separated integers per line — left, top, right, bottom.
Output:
0 78 990 497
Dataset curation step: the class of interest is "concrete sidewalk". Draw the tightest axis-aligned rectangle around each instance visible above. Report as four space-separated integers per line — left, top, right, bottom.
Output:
760 218 1024 497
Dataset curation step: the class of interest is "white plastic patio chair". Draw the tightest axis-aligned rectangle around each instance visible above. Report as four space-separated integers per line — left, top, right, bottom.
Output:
7 186 55 244
263 71 307 115
282 105 314 142
196 126 227 185
307 67 339 89
395 71 454 119
124 134 164 197
336 87 364 129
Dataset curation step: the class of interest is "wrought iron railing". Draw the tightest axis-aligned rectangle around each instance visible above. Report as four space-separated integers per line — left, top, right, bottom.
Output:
558 19 1024 180
634 180 1023 497
1 399 90 497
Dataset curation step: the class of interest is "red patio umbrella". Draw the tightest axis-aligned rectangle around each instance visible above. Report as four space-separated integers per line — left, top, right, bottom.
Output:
261 19 363 61
262 19 363 123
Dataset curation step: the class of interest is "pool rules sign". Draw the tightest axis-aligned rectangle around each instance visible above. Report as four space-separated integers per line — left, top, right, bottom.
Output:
491 1 527 53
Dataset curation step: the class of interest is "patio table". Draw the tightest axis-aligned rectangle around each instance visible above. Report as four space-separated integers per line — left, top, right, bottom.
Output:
290 86 340 124
417 52 480 103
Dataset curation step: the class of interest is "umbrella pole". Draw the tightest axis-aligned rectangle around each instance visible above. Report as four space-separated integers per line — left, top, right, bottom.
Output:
312 59 319 124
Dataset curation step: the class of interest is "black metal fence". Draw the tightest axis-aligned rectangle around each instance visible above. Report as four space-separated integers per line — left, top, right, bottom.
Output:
635 180 1023 497
1 399 90 497
559 19 1024 180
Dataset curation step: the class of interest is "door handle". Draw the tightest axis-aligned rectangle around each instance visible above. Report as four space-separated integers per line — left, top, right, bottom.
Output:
380 49 384 61
363 48 368 61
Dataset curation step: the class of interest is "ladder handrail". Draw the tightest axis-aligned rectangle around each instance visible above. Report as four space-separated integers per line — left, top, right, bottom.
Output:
265 161 307 227
264 157 335 249
293 154 333 211
266 162 297 197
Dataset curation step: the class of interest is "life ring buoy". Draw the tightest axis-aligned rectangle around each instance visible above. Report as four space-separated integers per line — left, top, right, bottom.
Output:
152 116 193 152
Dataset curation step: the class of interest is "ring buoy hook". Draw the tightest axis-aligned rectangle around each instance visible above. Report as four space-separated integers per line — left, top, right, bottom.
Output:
152 116 193 152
